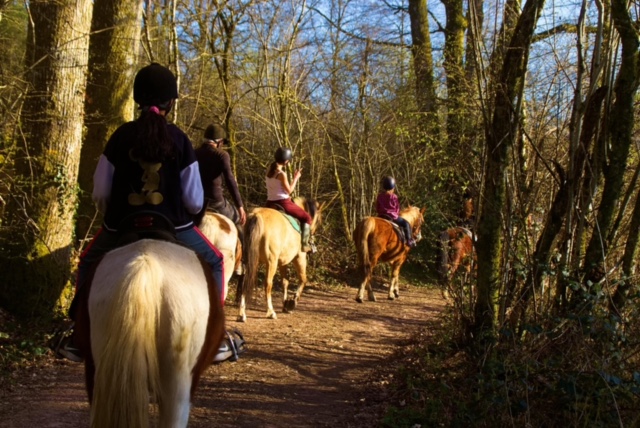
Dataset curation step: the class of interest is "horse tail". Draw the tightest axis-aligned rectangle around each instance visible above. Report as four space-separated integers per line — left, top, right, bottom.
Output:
355 218 375 278
437 230 451 284
242 213 263 303
91 252 162 428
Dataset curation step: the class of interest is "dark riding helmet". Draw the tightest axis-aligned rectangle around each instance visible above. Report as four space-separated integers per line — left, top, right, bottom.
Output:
133 63 179 107
204 124 227 142
382 176 396 191
275 147 293 163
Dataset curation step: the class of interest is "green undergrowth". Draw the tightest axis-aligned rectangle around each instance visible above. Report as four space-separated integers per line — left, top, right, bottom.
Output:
0 308 57 385
379 305 640 427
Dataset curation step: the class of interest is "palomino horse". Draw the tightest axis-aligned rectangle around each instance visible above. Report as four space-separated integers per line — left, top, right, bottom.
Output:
238 197 322 322
74 239 225 428
199 211 243 301
353 206 425 303
437 226 475 283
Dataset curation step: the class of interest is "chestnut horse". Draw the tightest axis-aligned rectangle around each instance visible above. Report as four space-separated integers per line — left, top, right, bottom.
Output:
353 206 425 303
437 226 475 283
238 197 322 322
74 240 225 428
199 211 243 301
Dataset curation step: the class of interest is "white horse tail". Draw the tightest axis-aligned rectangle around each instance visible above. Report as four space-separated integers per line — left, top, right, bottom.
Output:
90 251 162 428
242 213 263 302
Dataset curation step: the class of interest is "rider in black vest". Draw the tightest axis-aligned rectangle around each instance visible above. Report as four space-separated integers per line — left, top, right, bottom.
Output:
55 63 227 362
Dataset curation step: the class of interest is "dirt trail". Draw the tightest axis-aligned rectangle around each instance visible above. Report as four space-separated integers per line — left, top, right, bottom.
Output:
0 281 444 427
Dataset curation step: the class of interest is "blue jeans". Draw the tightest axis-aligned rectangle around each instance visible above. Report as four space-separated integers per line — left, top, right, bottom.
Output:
76 226 224 304
392 217 413 243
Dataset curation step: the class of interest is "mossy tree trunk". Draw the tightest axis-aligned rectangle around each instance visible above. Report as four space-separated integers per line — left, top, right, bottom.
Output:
581 0 640 287
76 0 143 245
0 0 92 318
408 0 438 138
473 0 545 343
442 0 466 148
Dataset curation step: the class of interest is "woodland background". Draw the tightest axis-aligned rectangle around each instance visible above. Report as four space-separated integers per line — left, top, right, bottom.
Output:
1 0 640 425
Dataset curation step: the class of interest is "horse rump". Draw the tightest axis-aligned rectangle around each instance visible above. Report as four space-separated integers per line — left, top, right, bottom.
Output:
83 239 223 428
353 217 376 278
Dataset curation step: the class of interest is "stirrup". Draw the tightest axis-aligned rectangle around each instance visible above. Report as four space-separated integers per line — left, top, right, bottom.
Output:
49 323 83 362
212 329 247 363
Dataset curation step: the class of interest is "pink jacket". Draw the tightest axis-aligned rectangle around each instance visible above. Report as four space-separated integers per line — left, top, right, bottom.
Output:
376 192 399 219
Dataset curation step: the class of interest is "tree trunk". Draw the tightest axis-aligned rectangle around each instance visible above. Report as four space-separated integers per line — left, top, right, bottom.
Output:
442 0 466 147
474 0 545 342
76 0 143 244
408 0 438 136
582 0 639 287
0 0 92 318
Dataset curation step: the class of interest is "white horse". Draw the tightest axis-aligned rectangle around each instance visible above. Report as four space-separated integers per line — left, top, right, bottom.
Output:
75 239 225 428
198 211 242 301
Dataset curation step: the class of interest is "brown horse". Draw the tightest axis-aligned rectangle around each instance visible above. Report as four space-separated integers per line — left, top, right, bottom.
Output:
238 197 322 322
438 226 475 283
353 206 425 303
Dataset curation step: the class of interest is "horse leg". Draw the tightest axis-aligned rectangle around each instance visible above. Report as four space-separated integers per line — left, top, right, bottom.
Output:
236 275 247 323
388 260 402 300
157 363 191 428
264 257 279 319
279 264 292 313
449 248 462 279
157 326 204 428
285 253 307 312
365 257 380 302
355 273 368 303
356 261 375 303
237 295 247 323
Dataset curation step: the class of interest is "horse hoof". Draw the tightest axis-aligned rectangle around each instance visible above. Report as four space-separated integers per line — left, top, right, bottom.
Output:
283 299 296 312
368 297 376 302
394 291 400 298
236 315 247 323
267 313 278 320
388 296 395 301
355 297 363 303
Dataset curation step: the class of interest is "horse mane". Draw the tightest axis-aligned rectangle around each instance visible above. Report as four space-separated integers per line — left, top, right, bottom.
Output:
399 206 420 225
293 196 318 220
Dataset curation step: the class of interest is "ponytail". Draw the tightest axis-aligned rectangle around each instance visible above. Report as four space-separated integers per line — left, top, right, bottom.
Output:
266 161 279 178
131 105 175 162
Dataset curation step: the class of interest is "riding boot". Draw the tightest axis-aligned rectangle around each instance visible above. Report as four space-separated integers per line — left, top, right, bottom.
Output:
301 223 314 253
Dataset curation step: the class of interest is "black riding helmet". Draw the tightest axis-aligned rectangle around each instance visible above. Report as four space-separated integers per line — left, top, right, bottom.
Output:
275 147 293 163
204 124 227 142
133 63 179 107
382 176 396 191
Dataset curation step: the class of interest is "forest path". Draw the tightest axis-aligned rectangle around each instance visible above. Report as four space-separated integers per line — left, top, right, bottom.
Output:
0 280 444 427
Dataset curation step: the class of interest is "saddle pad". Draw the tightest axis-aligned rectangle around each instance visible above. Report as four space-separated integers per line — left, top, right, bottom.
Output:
280 212 301 234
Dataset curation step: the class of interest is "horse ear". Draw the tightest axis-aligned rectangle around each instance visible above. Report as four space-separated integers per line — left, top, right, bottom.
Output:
420 207 426 214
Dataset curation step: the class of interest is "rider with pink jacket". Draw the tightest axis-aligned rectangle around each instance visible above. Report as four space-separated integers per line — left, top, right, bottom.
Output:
376 176 416 247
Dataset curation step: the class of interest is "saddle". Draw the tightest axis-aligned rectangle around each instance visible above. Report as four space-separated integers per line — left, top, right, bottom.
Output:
116 211 178 247
377 215 409 244
267 202 302 234
68 212 179 322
